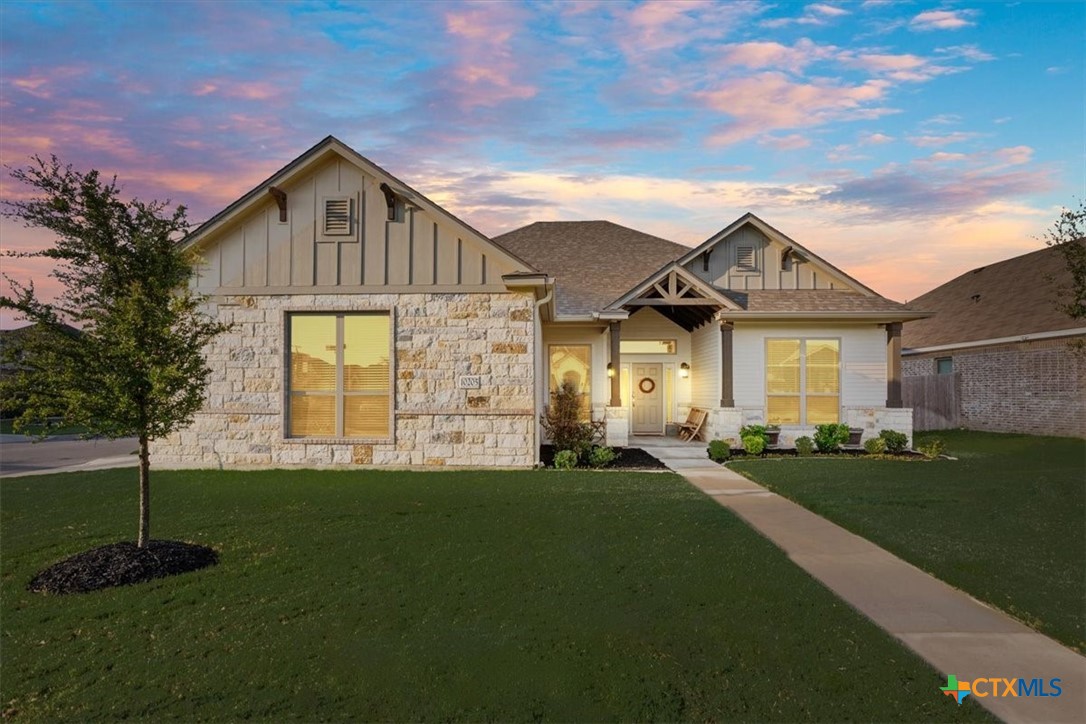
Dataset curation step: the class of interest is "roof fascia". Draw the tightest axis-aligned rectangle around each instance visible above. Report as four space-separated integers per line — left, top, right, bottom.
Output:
718 310 932 322
902 326 1086 355
676 213 881 298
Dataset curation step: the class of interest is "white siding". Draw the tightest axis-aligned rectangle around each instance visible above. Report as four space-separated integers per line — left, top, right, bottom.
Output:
690 322 720 408
733 323 887 410
618 308 693 418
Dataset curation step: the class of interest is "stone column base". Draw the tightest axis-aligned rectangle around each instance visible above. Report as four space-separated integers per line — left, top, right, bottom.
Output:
845 407 914 445
604 406 629 447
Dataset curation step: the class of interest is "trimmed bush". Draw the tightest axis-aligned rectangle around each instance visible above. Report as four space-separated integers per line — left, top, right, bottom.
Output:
742 435 766 456
879 429 909 454
863 437 887 455
814 423 850 453
553 449 578 470
707 439 731 463
916 437 945 460
794 436 815 456
587 445 618 468
540 380 596 462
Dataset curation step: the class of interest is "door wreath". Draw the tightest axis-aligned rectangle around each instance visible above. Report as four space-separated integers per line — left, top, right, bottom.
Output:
638 377 656 394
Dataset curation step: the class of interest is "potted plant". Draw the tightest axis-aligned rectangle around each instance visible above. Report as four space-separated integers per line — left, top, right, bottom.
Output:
847 427 864 445
765 425 781 447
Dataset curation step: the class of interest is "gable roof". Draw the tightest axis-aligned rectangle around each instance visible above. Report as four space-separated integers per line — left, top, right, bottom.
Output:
182 135 537 274
676 212 880 297
493 220 689 316
902 240 1085 350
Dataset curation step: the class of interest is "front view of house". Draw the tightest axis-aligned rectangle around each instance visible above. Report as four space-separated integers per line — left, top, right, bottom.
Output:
154 137 922 469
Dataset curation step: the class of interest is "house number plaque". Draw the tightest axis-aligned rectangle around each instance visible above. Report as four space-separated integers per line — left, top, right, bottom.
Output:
458 375 482 389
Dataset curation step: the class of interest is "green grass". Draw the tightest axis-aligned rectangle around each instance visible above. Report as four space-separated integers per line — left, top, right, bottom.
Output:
0 418 91 436
731 430 1086 652
1 469 991 722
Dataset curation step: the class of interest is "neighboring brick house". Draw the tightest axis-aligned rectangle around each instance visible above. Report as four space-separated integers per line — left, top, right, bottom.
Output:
154 136 925 469
902 241 1086 437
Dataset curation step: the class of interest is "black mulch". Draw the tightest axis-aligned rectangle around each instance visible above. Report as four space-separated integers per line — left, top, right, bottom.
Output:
539 445 669 470
27 540 219 595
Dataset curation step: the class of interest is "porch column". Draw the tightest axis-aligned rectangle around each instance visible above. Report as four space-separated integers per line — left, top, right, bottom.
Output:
609 321 622 407
720 321 734 407
886 322 903 408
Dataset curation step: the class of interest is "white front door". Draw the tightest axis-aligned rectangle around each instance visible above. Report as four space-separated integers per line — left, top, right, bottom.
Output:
631 363 663 435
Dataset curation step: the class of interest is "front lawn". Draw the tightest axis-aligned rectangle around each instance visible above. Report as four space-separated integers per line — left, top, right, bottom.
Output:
731 430 1085 652
1 469 989 721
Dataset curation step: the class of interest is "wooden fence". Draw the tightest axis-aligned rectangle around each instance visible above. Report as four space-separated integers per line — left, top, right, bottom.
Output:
903 373 960 430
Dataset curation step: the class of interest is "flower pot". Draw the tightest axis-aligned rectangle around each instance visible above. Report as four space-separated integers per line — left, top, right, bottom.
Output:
766 429 781 446
848 428 864 446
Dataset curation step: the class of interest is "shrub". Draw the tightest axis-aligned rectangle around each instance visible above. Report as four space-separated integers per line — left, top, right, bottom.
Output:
587 445 618 468
553 449 578 470
814 423 850 453
794 436 815 456
707 439 731 462
863 437 887 455
540 380 596 462
739 424 768 445
917 437 945 460
742 435 766 456
879 429 909 454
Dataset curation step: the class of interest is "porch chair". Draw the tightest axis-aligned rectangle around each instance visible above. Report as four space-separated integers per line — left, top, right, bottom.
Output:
677 407 708 442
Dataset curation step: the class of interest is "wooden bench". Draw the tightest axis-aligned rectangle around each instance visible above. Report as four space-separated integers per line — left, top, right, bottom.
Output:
677 407 708 441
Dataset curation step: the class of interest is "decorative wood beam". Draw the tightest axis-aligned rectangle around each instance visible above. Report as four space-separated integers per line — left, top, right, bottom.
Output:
720 321 734 407
268 186 287 222
624 298 725 306
652 282 668 297
379 182 398 221
609 321 622 407
675 282 692 298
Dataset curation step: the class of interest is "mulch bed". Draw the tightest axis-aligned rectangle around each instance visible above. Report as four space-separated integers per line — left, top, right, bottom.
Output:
27 540 218 595
539 445 669 471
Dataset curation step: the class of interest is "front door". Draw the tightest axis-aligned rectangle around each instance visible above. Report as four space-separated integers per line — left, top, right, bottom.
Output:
631 363 663 435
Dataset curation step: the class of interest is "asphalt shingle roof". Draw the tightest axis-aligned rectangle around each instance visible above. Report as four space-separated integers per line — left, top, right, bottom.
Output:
902 240 1083 349
493 220 690 315
723 290 916 314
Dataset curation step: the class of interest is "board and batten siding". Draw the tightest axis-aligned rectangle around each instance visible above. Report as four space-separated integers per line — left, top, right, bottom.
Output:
732 323 887 410
682 225 851 292
690 322 720 408
194 157 517 294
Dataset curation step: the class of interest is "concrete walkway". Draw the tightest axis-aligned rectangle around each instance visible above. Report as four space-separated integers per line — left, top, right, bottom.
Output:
637 439 1085 724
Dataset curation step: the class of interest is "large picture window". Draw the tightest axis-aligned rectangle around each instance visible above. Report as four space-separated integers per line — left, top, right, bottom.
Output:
549 345 591 420
288 313 391 438
766 338 840 425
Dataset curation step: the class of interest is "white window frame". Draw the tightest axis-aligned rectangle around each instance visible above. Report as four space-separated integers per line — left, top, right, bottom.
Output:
284 310 393 441
765 337 842 425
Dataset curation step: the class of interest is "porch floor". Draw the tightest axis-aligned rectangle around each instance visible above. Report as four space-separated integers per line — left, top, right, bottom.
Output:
628 434 705 449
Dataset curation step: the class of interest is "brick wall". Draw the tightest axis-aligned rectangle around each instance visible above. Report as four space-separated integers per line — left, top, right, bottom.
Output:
153 291 537 469
903 335 1086 437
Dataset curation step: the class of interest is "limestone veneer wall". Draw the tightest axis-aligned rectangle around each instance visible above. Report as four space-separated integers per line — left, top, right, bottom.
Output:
154 292 537 468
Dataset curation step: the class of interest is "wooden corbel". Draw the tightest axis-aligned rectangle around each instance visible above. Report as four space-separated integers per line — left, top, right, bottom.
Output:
379 182 398 221
268 186 288 222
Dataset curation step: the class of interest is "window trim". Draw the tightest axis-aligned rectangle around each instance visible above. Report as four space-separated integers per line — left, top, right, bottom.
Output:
735 244 759 274
935 356 953 375
318 195 360 242
548 343 592 421
283 309 394 442
764 337 842 425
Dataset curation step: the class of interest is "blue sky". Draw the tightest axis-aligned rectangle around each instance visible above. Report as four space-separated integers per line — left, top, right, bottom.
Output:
1 0 1083 325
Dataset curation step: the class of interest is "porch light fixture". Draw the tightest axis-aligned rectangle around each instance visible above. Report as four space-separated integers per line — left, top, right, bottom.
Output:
679 362 690 378
607 362 615 378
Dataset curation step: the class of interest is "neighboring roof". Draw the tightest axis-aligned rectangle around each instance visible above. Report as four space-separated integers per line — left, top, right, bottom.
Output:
182 135 537 274
902 240 1084 350
723 290 916 315
493 220 690 316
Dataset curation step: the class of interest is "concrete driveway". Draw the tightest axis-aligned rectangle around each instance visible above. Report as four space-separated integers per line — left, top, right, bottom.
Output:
0 434 138 477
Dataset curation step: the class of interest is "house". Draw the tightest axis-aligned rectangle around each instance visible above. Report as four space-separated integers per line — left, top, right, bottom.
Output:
153 136 923 468
902 242 1086 437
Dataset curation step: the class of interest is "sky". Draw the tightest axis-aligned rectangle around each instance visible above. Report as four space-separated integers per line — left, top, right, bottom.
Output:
1 0 1083 327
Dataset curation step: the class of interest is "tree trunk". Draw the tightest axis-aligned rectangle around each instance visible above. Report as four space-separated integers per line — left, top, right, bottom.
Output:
137 435 150 548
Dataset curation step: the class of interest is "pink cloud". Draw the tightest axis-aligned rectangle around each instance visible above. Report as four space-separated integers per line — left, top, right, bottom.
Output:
807 4 849 17
910 9 976 31
442 2 537 108
760 134 812 151
699 73 893 145
717 38 837 73
907 132 979 148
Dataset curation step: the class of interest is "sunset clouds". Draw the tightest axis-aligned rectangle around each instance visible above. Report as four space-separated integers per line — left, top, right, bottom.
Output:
1 0 1082 324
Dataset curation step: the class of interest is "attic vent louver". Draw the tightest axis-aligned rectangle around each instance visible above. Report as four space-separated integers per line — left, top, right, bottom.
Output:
323 197 352 236
736 245 756 272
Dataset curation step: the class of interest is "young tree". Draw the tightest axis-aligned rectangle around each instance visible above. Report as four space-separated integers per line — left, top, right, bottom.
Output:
1 156 228 548
1042 199 1086 323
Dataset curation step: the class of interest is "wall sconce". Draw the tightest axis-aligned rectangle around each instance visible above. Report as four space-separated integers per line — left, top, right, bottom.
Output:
679 362 690 378
607 362 615 378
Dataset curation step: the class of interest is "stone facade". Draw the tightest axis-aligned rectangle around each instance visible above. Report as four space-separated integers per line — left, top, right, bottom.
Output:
154 292 537 469
903 336 1086 437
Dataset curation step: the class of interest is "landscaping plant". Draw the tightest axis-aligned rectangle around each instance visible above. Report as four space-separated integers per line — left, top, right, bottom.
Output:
587 445 618 468
0 156 229 551
879 429 909 454
864 437 887 455
553 449 578 470
540 380 596 462
707 439 731 462
794 436 815 456
916 437 945 460
739 424 768 445
742 434 766 456
814 423 850 453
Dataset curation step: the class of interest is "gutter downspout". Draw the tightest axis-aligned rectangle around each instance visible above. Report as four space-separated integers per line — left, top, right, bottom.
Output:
533 284 554 467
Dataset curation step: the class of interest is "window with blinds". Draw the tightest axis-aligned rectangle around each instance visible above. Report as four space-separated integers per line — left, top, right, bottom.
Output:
766 338 839 425
549 345 591 420
288 313 390 438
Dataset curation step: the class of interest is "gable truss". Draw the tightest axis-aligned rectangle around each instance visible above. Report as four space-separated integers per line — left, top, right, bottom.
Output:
608 264 739 331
